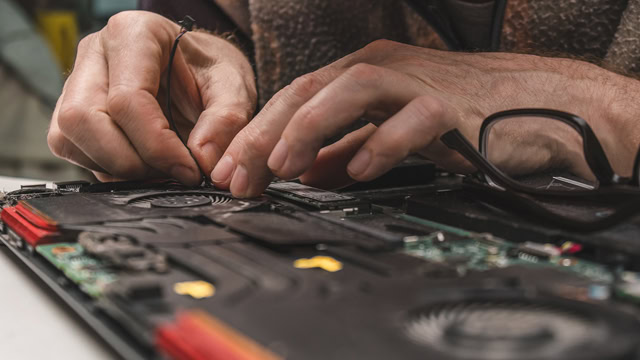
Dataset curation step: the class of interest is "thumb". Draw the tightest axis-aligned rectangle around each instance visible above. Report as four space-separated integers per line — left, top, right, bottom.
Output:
187 65 257 176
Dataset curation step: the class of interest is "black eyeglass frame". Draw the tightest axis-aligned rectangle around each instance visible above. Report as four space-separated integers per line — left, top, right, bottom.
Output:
441 108 640 199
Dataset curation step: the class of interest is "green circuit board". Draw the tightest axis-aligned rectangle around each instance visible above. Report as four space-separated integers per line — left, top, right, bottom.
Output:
398 214 613 285
36 243 117 298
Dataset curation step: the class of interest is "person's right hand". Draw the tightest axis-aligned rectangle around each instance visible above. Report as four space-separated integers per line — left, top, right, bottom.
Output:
48 11 257 185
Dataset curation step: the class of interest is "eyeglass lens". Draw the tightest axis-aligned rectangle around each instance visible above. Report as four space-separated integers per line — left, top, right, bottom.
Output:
482 115 598 192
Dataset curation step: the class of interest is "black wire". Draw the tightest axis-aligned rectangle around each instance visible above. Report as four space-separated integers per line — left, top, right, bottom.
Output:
166 20 208 185
166 29 187 144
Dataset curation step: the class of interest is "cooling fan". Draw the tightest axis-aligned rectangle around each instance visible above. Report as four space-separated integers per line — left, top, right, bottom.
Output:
126 192 233 208
404 294 640 360
105 190 261 213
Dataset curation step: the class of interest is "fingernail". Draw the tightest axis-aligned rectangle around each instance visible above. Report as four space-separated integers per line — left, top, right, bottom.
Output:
171 165 199 185
201 142 221 172
212 155 235 183
230 164 249 196
267 138 289 172
347 149 371 177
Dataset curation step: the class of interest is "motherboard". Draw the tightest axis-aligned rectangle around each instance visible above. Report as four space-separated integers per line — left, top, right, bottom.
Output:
1 170 640 360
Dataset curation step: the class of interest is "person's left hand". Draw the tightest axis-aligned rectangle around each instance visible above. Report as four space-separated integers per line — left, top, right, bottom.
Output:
210 39 619 197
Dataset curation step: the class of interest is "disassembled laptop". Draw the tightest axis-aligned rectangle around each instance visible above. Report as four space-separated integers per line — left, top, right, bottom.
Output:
2 161 640 360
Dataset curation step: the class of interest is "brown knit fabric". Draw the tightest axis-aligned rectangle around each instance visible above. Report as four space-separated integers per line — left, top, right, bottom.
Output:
501 0 628 59
247 0 440 106
243 0 639 105
605 0 640 74
501 0 640 75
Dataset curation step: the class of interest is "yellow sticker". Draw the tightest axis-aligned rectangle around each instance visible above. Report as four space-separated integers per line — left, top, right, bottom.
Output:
174 280 216 299
294 256 343 272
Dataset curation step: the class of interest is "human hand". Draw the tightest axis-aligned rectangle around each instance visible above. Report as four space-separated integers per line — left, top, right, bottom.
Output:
212 39 617 197
48 11 256 185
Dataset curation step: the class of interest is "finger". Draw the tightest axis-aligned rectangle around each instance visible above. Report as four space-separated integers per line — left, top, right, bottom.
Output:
187 64 256 176
49 116 106 173
299 124 376 189
267 64 422 180
102 15 201 185
54 34 155 179
346 95 457 182
93 171 123 183
49 84 105 173
211 68 341 197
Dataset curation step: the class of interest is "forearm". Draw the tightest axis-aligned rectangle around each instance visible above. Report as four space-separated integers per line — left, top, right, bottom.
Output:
537 58 640 177
590 67 640 176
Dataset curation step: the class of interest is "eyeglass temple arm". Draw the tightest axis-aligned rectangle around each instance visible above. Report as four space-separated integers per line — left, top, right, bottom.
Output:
440 129 511 185
463 180 638 232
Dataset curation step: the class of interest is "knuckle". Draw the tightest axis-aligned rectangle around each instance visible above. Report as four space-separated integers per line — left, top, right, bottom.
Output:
57 103 88 135
105 11 140 33
289 73 321 98
76 33 96 53
104 11 175 47
237 125 271 159
294 104 322 138
364 39 396 53
344 63 384 87
107 87 136 120
216 109 250 130
410 96 446 122
46 129 67 158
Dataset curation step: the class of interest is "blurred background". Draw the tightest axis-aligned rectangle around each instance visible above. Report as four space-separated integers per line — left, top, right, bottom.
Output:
0 0 137 181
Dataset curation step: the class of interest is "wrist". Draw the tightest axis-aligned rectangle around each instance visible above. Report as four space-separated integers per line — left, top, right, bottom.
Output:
490 55 638 177
577 63 640 177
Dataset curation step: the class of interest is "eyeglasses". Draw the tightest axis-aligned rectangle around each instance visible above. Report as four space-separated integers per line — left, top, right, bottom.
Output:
440 109 640 232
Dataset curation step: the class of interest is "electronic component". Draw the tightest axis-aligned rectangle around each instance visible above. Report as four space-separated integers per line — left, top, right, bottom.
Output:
404 290 640 360
1 203 60 247
53 180 90 192
614 272 640 304
212 211 391 250
508 241 561 261
401 218 612 284
78 231 168 273
266 182 368 210
37 242 117 298
2 178 640 360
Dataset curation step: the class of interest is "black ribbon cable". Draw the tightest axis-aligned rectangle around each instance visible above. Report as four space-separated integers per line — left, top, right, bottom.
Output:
166 15 209 185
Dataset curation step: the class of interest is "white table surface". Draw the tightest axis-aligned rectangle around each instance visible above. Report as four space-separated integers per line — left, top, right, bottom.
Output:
0 176 116 360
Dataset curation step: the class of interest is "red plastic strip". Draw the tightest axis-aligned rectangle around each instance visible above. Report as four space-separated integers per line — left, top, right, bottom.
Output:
15 202 57 231
1 206 59 247
154 310 281 360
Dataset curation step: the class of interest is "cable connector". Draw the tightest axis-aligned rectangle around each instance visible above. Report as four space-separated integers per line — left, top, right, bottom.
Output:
178 15 196 32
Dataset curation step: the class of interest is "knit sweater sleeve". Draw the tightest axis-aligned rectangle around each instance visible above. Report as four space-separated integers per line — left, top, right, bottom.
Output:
137 0 238 34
